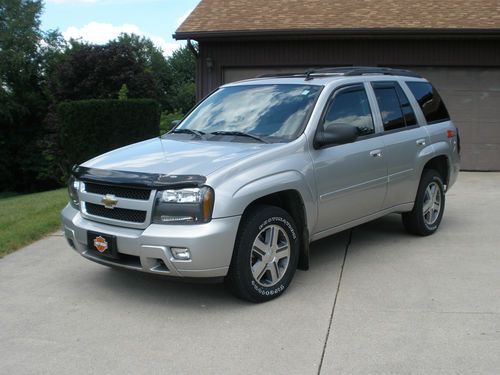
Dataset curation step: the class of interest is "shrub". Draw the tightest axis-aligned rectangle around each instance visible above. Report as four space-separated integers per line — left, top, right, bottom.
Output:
57 99 160 175
160 110 184 134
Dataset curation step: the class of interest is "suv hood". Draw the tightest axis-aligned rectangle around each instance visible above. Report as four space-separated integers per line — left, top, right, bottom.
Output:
82 137 270 176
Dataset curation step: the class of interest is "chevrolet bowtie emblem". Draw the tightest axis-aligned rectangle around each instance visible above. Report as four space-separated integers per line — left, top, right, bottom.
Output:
101 194 118 209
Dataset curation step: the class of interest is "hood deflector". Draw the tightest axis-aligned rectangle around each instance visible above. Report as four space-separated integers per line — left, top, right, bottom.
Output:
72 166 206 189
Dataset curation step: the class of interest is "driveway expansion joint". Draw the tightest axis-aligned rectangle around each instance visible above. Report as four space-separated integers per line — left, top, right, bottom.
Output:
317 229 352 375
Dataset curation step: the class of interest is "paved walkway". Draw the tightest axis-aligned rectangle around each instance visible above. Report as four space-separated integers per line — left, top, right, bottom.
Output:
1 172 499 374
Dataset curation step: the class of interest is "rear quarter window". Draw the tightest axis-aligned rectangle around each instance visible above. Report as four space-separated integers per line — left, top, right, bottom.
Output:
406 81 450 124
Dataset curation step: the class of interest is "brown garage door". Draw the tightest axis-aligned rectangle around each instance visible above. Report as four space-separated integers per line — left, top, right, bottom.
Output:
224 67 500 171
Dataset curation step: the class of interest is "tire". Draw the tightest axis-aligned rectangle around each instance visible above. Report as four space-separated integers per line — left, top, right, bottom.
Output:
402 169 445 236
226 205 300 302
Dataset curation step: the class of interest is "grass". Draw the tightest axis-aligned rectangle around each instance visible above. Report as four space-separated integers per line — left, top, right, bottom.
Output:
0 188 68 258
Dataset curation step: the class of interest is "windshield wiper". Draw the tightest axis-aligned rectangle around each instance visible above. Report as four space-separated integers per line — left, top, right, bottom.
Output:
169 128 205 138
209 131 269 144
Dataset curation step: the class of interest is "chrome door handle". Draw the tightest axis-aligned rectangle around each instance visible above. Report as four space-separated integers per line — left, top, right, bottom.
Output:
370 150 382 157
416 139 426 146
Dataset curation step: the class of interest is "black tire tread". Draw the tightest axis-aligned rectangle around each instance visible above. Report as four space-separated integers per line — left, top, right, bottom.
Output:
402 169 445 236
225 204 299 303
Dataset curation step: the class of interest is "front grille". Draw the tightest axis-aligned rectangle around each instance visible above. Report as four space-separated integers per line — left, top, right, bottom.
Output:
84 183 151 200
85 203 147 223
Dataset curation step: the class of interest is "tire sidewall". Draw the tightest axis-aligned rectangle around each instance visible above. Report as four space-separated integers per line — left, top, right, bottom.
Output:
234 207 300 302
418 172 445 233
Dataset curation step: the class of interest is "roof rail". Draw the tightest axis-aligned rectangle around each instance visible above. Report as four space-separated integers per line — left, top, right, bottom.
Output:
314 66 421 78
257 66 421 80
257 72 309 79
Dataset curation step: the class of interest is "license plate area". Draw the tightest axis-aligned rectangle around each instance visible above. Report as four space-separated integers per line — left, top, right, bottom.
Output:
87 231 118 259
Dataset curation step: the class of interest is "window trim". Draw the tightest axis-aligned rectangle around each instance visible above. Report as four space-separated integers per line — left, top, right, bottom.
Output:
314 83 376 149
371 81 418 131
367 80 426 135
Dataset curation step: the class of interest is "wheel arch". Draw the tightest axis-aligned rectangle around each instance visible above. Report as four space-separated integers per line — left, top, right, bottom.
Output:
422 154 450 189
241 190 310 271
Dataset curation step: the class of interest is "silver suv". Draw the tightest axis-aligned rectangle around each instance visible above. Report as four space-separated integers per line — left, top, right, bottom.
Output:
61 67 460 302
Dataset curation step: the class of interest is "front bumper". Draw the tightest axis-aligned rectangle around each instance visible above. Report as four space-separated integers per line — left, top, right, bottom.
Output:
61 204 240 278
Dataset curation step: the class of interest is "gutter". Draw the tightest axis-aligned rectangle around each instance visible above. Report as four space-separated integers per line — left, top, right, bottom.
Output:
173 28 500 41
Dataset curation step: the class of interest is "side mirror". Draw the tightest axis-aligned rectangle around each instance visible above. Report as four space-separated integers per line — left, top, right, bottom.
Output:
315 123 358 148
171 120 181 129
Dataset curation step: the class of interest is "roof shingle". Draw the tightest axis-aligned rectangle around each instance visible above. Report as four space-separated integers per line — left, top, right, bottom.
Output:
175 0 500 38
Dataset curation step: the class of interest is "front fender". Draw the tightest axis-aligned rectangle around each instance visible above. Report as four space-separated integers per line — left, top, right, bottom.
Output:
214 170 317 235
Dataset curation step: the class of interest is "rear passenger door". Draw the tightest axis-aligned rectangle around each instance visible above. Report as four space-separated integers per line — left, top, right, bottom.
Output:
368 81 429 208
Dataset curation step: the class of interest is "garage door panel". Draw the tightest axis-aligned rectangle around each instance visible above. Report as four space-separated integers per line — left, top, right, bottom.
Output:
457 121 500 144
455 121 480 144
479 70 500 90
477 122 500 144
444 91 477 121
446 70 486 91
461 144 500 171
478 92 500 119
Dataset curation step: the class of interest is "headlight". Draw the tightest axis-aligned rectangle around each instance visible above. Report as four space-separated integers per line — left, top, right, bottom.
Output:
152 186 214 224
68 176 80 209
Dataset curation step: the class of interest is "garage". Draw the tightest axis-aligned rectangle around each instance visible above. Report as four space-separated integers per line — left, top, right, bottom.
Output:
174 0 500 170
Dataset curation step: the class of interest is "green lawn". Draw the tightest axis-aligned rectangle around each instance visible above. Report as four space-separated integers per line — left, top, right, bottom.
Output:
0 188 68 258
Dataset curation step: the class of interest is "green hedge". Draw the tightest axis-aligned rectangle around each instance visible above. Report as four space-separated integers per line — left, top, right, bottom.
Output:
58 99 160 169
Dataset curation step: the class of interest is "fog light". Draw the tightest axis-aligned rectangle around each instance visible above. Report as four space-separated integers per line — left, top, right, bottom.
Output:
171 247 191 260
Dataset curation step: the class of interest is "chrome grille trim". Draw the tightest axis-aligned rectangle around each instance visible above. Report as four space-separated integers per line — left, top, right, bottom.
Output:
78 182 155 229
84 182 151 200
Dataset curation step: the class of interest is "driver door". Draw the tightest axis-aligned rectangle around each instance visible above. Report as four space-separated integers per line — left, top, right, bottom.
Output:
311 84 388 233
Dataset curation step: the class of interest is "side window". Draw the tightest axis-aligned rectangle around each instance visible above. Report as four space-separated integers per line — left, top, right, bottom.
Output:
323 86 374 136
406 81 450 124
372 84 406 131
395 84 417 126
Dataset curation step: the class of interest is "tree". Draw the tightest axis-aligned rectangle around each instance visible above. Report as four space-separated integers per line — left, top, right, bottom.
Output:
165 45 196 113
48 33 180 106
0 0 60 191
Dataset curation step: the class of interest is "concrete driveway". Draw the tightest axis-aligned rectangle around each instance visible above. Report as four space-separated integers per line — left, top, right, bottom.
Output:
1 172 499 374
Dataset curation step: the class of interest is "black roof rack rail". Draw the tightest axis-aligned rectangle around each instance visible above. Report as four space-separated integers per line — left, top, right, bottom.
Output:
313 66 421 78
257 72 308 78
257 66 421 79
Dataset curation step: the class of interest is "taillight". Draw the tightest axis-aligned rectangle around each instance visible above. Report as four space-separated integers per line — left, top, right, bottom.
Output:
447 129 455 138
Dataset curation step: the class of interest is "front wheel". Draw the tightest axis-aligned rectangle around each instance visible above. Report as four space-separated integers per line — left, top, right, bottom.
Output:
402 169 445 236
226 205 299 302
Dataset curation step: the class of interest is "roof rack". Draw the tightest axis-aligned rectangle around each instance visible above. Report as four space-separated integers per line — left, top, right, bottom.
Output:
257 66 421 80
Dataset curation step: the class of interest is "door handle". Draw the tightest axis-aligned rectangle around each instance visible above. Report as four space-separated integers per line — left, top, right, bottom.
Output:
416 139 426 146
370 150 382 158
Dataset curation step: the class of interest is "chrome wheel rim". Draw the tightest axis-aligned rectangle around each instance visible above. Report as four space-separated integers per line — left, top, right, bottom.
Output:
422 181 442 226
250 224 290 287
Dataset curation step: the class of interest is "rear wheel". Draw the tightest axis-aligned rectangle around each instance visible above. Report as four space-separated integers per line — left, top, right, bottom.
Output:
226 205 299 302
402 169 445 236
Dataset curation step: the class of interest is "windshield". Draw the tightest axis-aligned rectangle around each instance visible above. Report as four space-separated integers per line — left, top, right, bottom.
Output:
174 84 322 143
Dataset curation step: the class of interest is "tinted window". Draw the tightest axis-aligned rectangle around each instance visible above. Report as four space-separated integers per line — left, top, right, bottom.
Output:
395 84 417 126
323 86 374 136
406 81 450 124
373 85 406 131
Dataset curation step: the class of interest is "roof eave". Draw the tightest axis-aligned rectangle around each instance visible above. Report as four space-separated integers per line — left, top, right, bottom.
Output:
173 28 500 41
